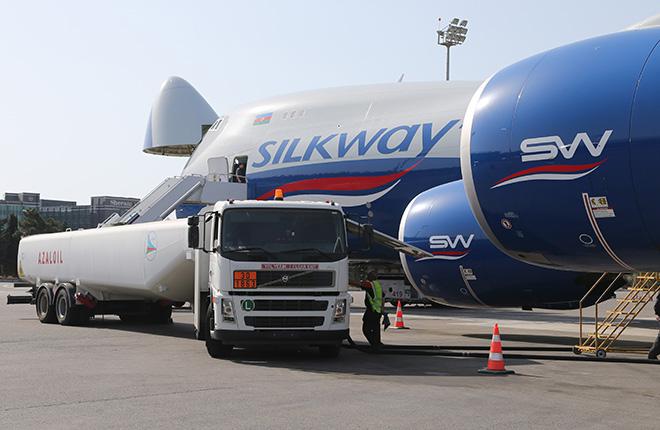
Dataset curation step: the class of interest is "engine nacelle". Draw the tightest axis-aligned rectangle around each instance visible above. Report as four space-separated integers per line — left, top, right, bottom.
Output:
461 27 660 272
399 180 620 309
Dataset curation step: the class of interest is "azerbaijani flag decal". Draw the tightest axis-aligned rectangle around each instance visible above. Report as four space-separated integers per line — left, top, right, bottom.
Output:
253 112 273 126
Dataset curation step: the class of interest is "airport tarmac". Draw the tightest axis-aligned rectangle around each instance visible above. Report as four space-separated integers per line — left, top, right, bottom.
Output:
0 283 658 430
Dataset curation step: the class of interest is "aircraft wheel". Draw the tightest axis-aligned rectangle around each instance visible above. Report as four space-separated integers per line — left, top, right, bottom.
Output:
36 287 57 324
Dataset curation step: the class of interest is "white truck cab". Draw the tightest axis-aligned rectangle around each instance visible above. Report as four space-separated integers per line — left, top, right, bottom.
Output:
189 196 350 358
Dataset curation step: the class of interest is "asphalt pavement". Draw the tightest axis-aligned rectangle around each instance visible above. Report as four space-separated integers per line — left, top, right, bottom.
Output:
1 284 658 429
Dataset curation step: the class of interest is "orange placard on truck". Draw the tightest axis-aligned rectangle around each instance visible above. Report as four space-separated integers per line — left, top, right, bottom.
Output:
233 271 257 289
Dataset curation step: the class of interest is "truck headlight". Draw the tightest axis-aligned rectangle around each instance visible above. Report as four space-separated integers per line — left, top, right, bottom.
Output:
334 298 347 321
221 299 234 321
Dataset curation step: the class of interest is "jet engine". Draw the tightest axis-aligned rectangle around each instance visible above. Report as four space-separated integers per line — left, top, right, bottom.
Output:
399 180 622 309
461 27 660 272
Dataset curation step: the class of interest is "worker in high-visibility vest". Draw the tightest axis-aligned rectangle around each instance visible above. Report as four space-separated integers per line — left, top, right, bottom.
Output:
360 271 383 349
649 293 660 360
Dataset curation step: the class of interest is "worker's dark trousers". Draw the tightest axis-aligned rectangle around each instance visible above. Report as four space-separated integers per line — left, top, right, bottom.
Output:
649 327 660 359
362 308 381 347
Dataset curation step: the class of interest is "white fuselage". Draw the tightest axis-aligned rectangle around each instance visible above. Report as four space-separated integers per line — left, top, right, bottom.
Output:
182 81 479 178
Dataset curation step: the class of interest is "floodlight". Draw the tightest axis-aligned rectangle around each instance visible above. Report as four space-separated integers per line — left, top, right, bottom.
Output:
436 17 469 80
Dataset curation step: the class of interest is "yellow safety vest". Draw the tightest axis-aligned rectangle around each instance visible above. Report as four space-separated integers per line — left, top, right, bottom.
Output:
367 280 383 313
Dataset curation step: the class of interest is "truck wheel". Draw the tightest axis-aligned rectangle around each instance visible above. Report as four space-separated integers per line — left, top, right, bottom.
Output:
319 344 341 358
205 302 233 358
36 287 57 324
55 288 79 326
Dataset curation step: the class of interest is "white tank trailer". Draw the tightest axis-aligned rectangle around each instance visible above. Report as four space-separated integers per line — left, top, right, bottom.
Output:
18 219 193 303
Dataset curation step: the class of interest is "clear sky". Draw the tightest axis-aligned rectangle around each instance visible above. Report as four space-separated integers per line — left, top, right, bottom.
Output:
1 1 658 203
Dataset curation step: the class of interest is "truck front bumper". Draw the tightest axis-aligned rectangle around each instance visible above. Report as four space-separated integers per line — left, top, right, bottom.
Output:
212 329 349 346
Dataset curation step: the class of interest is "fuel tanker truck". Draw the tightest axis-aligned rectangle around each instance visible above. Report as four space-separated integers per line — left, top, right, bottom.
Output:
17 195 352 357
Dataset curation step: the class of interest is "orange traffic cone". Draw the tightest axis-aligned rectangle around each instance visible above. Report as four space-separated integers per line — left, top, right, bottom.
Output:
394 300 409 329
478 323 515 375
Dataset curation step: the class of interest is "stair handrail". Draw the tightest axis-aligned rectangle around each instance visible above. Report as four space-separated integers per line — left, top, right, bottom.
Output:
578 273 623 348
578 273 608 346
596 274 659 349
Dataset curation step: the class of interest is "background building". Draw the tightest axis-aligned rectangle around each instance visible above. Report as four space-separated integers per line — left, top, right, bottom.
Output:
0 192 139 229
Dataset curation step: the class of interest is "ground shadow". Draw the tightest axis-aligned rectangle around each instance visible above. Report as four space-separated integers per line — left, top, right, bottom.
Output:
51 312 534 377
463 332 653 349
79 316 533 377
223 344 537 378
81 311 197 340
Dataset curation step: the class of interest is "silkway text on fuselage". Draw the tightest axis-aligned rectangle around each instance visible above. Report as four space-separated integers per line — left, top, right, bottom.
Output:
252 120 460 169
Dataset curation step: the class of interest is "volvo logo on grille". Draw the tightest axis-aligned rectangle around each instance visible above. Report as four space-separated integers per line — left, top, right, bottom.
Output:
281 275 289 283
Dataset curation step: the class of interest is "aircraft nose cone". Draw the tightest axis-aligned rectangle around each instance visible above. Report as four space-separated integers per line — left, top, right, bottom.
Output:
160 76 193 91
144 76 218 157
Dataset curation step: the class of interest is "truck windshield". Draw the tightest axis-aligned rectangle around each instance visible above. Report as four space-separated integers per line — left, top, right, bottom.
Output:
220 208 347 262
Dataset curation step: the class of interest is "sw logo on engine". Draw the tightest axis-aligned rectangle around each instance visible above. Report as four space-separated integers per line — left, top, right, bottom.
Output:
426 234 474 260
520 130 612 162
429 234 474 249
491 130 612 189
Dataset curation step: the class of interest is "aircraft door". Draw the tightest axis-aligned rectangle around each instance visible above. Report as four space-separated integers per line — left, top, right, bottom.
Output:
231 156 248 183
207 157 229 181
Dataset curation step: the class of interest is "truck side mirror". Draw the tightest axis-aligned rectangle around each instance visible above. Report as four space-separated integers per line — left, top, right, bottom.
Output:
202 212 215 253
188 214 212 251
187 216 200 249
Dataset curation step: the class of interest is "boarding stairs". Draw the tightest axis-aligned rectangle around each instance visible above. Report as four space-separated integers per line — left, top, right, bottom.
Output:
575 272 660 358
113 176 204 225
101 173 247 227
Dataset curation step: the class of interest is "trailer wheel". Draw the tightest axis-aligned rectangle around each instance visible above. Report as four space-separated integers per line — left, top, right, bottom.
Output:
205 302 233 358
55 288 78 326
319 344 341 358
36 287 56 324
